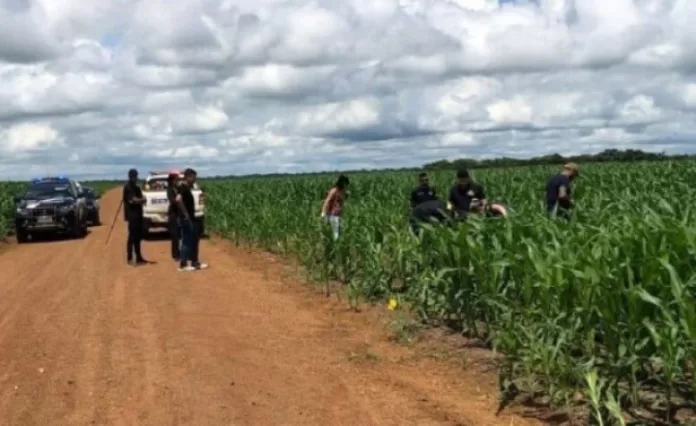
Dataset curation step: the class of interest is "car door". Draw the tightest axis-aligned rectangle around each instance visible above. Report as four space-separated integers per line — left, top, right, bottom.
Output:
71 181 86 222
86 189 98 212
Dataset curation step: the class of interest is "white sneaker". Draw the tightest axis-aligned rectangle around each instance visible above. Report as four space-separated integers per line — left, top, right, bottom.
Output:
178 265 195 272
194 262 208 270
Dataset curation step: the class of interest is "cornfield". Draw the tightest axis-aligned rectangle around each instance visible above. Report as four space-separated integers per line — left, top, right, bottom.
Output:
205 161 696 424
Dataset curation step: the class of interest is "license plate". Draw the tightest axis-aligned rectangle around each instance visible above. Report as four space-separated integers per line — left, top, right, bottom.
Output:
37 216 53 224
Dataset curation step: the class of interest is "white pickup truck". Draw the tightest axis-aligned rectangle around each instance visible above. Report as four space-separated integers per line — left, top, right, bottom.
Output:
141 171 206 237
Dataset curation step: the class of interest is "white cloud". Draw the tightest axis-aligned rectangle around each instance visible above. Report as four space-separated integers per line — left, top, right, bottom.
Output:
1 122 64 154
487 97 533 123
1 0 696 179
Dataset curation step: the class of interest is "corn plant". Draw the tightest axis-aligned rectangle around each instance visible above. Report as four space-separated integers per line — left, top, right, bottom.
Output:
0 182 24 238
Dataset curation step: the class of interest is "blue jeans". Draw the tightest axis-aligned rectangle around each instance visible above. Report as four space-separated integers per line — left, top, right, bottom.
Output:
178 219 200 266
324 215 340 240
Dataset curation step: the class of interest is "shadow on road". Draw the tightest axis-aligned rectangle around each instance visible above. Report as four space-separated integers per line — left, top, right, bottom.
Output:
144 231 170 242
144 230 209 242
21 229 93 245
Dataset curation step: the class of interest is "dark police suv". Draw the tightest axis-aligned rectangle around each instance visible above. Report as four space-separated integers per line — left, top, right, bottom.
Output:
13 177 89 243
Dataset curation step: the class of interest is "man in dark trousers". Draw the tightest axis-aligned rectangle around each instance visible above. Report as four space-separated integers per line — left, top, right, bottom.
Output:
410 172 437 208
546 162 579 220
174 168 208 271
166 172 181 260
448 169 487 219
409 198 456 235
122 168 148 265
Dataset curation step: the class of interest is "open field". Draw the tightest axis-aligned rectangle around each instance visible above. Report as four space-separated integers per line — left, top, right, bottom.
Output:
204 161 696 424
1 162 695 424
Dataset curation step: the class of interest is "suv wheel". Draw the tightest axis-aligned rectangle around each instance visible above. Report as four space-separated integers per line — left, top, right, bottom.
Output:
72 216 86 239
16 229 29 244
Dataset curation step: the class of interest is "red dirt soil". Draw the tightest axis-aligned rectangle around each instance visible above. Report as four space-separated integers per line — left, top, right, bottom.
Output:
0 188 545 426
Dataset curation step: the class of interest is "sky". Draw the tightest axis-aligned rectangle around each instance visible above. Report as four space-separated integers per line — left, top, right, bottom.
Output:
0 0 695 180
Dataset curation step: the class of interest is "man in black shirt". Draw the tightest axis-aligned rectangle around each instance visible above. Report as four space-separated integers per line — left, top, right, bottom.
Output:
546 163 579 220
166 172 181 260
410 172 437 208
448 169 487 218
175 168 208 271
122 168 148 265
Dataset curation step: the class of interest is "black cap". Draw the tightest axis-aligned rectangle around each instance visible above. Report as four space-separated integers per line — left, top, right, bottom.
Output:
128 168 138 178
456 169 469 179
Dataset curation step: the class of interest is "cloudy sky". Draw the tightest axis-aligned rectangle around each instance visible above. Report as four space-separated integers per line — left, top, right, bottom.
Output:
0 0 695 179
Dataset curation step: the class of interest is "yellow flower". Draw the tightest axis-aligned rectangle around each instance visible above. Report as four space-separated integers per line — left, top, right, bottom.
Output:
387 298 398 310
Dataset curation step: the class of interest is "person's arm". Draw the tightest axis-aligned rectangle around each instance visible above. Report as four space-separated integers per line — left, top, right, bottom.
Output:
166 189 176 214
558 185 574 206
558 185 568 199
448 187 458 216
122 186 129 220
477 185 488 209
321 188 336 217
124 185 145 205
410 188 418 208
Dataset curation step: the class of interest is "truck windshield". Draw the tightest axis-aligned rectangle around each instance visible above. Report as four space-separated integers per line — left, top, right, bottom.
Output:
145 178 170 190
145 178 199 190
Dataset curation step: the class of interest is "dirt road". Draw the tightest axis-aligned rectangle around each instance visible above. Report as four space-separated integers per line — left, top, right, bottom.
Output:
0 189 543 426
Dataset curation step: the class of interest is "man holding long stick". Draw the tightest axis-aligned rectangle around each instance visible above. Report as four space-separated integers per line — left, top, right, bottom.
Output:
122 169 149 266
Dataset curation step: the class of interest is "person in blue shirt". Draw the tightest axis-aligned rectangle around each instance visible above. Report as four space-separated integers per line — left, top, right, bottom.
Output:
546 163 579 220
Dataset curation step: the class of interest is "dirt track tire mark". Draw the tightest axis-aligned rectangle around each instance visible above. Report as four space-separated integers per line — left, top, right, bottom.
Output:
0 188 543 426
